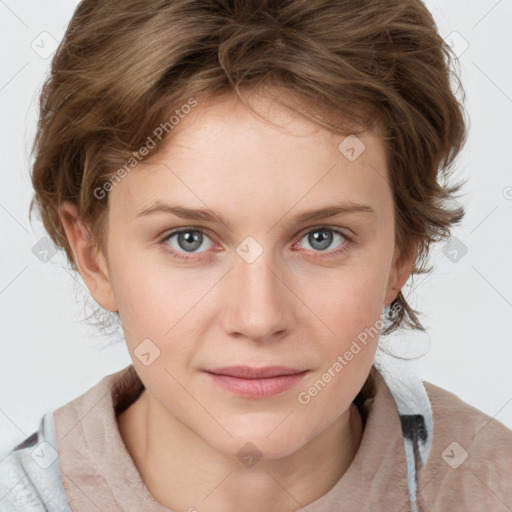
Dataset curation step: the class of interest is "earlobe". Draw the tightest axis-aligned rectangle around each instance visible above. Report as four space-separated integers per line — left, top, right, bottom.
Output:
384 243 417 306
58 201 118 312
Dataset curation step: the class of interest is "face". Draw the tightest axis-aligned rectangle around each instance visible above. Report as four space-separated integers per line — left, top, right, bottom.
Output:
73 91 411 460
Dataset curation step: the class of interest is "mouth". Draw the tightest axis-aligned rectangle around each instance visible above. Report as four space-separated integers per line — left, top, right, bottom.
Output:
202 366 309 398
204 365 307 379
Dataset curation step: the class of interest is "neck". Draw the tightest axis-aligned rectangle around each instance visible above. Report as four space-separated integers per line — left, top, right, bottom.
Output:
117 390 364 512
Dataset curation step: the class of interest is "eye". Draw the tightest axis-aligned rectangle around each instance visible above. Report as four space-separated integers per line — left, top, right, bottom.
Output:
158 225 352 262
294 227 351 257
159 228 213 260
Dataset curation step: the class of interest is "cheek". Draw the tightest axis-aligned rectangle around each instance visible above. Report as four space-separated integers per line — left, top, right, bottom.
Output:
303 259 390 326
297 267 387 411
108 248 217 359
106 244 171 337
298 259 391 380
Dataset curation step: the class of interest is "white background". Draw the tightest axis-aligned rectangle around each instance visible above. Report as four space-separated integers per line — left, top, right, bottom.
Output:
0 0 511 459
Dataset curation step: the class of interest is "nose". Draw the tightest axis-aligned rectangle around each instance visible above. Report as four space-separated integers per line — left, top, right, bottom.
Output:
220 247 294 343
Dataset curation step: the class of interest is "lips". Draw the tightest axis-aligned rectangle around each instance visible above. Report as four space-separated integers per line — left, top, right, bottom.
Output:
203 365 306 379
203 366 309 398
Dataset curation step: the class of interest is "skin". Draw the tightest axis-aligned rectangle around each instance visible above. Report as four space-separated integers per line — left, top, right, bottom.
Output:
59 89 415 512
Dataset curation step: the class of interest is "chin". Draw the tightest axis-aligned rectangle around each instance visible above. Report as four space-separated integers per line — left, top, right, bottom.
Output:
208 426 308 463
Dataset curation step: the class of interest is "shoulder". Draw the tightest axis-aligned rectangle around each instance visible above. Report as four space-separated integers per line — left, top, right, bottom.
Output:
0 411 71 512
423 380 512 458
418 381 512 511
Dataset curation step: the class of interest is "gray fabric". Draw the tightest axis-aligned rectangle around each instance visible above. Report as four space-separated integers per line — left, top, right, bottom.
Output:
382 366 434 512
0 411 72 512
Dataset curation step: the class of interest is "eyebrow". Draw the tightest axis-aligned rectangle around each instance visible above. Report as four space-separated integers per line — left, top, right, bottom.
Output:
135 200 375 229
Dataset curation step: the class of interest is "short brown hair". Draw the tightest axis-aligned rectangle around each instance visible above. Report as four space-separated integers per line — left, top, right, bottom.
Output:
29 0 467 335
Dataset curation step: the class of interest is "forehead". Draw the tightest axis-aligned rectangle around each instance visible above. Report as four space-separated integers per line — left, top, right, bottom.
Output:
109 91 392 223
161 90 381 160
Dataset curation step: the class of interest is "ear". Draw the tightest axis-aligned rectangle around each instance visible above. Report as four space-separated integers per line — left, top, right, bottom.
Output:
384 241 417 307
58 201 118 312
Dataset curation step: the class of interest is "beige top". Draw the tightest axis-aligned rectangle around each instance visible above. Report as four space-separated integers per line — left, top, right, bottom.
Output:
51 365 512 511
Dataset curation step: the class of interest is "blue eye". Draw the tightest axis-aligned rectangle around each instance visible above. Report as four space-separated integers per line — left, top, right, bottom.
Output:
303 228 342 251
299 226 350 256
158 226 352 261
160 228 213 259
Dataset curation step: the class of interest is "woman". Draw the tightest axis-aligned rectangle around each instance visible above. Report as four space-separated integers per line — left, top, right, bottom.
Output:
1 1 511 511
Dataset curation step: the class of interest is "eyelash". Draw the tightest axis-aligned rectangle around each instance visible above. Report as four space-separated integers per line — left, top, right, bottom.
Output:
158 226 353 262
